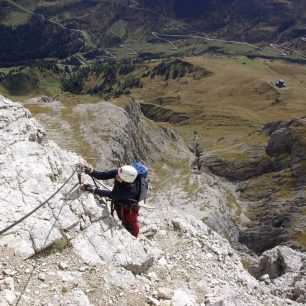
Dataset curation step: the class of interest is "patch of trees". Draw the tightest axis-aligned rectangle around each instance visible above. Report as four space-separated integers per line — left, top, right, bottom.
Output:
118 60 135 75
150 59 212 80
60 75 84 94
83 50 104 60
0 72 5 82
172 0 213 19
138 52 161 60
59 60 140 97
35 60 61 74
64 56 82 67
114 77 143 97
60 66 90 94
150 59 194 80
0 15 83 65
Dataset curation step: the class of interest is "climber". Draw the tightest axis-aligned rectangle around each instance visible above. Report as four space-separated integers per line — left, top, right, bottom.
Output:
81 165 140 238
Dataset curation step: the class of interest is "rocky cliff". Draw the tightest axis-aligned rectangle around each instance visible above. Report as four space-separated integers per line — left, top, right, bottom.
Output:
0 96 305 305
202 117 306 254
0 95 154 304
70 98 188 168
238 119 306 253
26 95 239 244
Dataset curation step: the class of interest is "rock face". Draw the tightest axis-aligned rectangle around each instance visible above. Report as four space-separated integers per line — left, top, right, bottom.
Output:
201 117 306 253
239 119 306 253
72 98 187 169
1 208 305 306
48 290 93 306
264 118 306 185
0 95 153 273
251 246 306 303
47 98 239 243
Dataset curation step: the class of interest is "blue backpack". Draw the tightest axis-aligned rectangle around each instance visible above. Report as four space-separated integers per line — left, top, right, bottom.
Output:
131 162 149 203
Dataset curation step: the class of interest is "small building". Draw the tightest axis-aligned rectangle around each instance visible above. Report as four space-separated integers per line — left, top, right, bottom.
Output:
275 79 286 88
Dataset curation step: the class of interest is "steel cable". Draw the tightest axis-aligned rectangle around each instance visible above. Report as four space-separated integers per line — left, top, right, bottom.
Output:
0 168 77 236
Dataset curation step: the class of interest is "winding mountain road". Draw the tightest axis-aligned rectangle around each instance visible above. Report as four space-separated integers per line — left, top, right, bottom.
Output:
151 32 306 58
3 0 88 46
129 1 306 58
2 0 122 61
2 0 305 62
119 44 138 55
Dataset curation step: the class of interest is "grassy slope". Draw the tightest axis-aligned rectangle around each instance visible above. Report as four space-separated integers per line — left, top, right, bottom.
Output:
1 54 305 157
127 56 306 156
0 68 61 97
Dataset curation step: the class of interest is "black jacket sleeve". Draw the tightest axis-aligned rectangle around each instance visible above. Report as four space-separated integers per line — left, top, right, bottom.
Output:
94 184 138 202
91 169 118 180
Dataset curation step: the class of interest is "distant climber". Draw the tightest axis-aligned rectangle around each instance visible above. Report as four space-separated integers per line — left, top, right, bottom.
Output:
81 165 141 238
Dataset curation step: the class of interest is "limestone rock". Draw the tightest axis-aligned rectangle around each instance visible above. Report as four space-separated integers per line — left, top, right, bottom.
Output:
58 262 68 270
0 296 9 306
72 222 154 274
57 271 85 286
48 290 93 306
72 99 187 168
147 296 160 305
251 246 306 301
147 271 159 282
0 289 16 305
104 271 136 288
205 294 226 306
157 287 174 300
160 301 171 306
171 289 196 306
0 96 154 274
251 246 304 279
0 95 304 306
0 277 14 291
171 216 208 236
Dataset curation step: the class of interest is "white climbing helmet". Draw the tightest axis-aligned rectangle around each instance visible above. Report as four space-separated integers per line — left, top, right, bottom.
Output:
118 165 138 183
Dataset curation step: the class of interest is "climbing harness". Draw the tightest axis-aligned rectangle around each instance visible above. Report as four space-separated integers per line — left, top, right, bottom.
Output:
0 167 78 236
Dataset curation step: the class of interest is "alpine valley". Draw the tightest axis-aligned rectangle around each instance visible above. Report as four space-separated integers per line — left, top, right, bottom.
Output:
0 1 306 305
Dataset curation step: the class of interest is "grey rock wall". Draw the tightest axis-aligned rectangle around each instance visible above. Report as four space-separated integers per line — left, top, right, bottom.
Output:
0 95 153 274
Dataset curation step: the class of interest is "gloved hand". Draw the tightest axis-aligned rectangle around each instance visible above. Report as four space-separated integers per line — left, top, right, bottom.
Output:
83 165 93 175
81 184 96 194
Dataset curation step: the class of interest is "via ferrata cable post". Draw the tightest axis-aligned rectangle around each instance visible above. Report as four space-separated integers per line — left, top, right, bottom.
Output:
76 164 83 186
62 164 84 201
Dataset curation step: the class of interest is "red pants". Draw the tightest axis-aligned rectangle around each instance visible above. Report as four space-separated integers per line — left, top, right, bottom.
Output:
115 204 140 238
